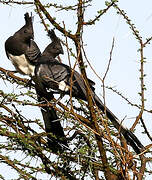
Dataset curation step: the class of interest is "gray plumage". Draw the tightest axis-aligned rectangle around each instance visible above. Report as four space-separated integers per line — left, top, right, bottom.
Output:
35 55 144 154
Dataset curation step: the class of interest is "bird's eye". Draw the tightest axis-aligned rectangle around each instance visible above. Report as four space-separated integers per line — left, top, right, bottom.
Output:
24 30 27 33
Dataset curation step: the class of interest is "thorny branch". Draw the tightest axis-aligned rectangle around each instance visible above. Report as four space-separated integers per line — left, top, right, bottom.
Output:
103 85 152 114
34 0 76 40
0 154 37 180
113 3 145 132
0 0 33 5
113 3 152 179
35 3 49 32
140 117 152 142
84 1 115 25
73 1 119 180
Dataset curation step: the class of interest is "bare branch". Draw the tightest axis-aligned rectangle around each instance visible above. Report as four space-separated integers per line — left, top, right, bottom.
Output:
0 0 33 5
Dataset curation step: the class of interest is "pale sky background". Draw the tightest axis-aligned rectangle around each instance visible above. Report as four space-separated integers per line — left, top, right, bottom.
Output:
1 0 152 179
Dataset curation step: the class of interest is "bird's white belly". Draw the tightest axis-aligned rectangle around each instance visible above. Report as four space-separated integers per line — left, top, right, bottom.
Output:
8 53 35 76
59 81 69 91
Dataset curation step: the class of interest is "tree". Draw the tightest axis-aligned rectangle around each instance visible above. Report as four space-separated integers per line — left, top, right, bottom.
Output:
0 0 152 179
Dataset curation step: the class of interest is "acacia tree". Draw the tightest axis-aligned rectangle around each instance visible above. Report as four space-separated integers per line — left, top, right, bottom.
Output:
0 0 152 179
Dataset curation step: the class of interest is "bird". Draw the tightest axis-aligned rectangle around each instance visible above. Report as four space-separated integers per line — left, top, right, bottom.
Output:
5 13 41 76
34 49 144 154
5 13 67 152
34 28 68 151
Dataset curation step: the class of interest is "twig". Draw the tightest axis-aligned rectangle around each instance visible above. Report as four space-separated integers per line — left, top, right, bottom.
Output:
0 0 33 5
35 4 49 32
140 117 152 142
0 67 28 83
63 22 71 67
143 36 152 47
34 0 76 40
0 154 36 180
113 3 146 131
84 1 115 25
103 85 152 114
103 37 115 81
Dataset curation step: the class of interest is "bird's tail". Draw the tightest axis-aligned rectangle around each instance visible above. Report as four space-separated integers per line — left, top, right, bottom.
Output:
35 87 68 153
40 103 68 152
94 93 144 154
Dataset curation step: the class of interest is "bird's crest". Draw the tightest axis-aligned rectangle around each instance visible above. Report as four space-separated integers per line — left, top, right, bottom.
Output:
24 12 33 26
48 29 58 41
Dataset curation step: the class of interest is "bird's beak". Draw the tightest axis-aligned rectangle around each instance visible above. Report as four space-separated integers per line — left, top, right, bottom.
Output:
30 33 34 40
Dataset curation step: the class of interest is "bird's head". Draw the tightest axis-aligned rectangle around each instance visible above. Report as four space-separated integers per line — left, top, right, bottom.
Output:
42 29 64 58
23 12 34 41
14 12 34 43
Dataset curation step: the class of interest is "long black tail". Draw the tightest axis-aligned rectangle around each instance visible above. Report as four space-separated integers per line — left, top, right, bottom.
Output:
94 94 144 154
35 88 68 152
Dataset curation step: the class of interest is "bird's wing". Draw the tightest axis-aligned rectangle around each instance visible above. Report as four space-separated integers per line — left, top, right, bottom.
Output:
5 36 25 57
35 59 71 91
46 62 69 82
36 58 95 97
35 87 68 152
25 40 41 64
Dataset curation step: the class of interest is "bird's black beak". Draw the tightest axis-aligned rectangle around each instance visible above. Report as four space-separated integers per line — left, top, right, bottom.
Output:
30 33 34 40
29 37 34 47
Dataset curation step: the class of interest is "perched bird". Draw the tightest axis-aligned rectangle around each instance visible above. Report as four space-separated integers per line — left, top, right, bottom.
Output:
35 51 144 154
5 13 67 152
5 13 41 76
35 29 68 151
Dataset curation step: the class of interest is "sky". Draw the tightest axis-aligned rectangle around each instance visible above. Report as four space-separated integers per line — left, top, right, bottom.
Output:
1 0 152 179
